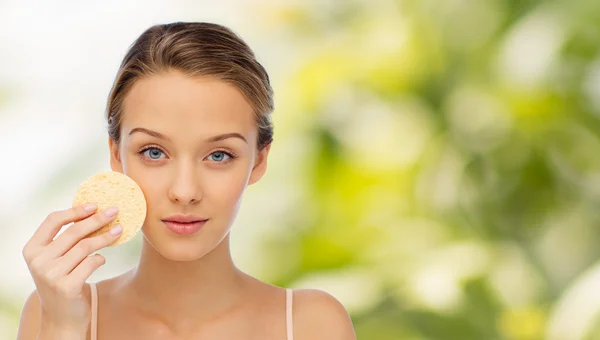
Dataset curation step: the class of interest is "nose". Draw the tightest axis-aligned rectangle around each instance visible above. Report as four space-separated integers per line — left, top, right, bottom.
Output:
167 160 201 205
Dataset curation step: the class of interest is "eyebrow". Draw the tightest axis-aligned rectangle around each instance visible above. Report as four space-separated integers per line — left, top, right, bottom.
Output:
128 127 247 144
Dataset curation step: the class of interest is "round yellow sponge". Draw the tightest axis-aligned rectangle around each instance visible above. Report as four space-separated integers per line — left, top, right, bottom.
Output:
72 171 147 246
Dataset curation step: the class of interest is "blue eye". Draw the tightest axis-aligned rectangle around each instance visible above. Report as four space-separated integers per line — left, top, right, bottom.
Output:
141 147 165 160
208 151 231 162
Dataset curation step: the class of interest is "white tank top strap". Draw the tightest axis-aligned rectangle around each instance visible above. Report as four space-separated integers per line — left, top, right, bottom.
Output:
286 288 294 340
89 282 98 340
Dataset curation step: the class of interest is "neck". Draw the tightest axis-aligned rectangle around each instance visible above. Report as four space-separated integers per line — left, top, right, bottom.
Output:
125 234 248 331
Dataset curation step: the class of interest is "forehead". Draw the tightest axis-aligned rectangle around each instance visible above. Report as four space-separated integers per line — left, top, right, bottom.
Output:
121 70 256 139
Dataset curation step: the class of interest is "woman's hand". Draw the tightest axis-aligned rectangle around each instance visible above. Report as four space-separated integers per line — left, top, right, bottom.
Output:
21 204 122 333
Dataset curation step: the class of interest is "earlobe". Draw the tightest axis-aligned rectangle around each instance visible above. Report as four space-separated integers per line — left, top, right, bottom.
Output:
248 144 271 186
108 137 124 173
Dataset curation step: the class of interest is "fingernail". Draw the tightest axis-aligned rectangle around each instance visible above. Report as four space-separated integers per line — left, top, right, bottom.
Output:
109 224 122 235
83 203 97 212
104 206 118 217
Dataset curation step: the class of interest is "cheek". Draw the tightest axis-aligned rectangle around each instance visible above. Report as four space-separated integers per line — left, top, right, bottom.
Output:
120 153 165 203
203 167 249 207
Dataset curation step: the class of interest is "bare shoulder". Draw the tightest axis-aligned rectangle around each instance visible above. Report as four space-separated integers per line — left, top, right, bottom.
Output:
292 288 356 340
16 289 41 340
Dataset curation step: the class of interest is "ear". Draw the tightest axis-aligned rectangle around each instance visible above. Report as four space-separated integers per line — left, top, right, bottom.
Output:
248 143 271 186
109 137 124 173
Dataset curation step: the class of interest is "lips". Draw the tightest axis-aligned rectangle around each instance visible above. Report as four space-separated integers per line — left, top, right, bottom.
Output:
163 215 207 223
162 216 208 235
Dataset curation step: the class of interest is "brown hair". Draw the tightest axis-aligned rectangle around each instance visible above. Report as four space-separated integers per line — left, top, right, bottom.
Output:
106 22 274 150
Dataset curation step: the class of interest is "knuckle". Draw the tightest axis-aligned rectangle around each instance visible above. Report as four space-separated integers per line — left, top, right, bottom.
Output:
73 243 89 260
22 245 33 262
45 211 59 224
91 255 104 266
23 244 43 263
105 229 118 240
44 266 60 282
95 211 109 223
63 226 82 240
76 238 95 254
73 204 85 216
28 256 45 273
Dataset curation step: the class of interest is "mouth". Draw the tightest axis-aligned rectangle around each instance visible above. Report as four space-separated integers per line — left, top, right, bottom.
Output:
163 219 208 235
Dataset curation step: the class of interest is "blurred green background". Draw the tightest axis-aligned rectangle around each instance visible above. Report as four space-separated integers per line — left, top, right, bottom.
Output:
3 0 600 339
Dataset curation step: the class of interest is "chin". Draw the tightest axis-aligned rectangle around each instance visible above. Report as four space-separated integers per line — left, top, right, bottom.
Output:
141 220 230 262
155 244 212 262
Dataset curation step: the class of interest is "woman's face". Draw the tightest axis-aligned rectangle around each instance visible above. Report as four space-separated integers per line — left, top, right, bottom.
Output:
109 70 270 261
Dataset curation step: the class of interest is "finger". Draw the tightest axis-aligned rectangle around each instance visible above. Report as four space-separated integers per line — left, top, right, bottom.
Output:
27 204 98 248
46 206 118 258
66 254 106 286
54 225 122 277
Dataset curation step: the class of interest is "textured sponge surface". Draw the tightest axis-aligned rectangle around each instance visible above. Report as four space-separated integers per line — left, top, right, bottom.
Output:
72 171 147 246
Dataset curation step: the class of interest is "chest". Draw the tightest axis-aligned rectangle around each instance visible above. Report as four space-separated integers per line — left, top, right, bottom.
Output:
90 300 289 340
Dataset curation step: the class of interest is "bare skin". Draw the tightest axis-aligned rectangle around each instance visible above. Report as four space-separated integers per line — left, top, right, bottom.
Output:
18 70 356 339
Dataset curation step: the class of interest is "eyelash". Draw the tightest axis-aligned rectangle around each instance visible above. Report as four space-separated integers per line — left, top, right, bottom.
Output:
137 145 238 164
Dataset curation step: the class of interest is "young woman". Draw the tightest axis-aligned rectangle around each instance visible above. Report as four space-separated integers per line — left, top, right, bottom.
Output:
17 22 356 340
